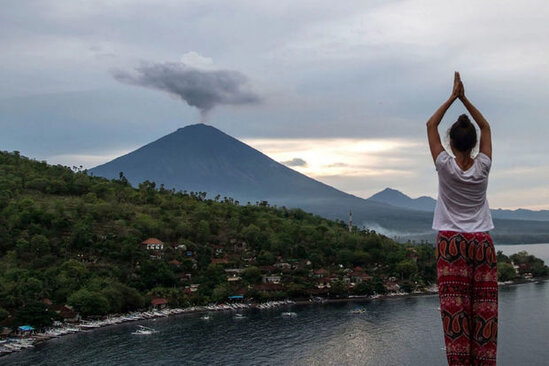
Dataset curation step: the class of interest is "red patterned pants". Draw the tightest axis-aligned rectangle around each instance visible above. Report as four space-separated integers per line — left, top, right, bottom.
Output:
436 231 498 366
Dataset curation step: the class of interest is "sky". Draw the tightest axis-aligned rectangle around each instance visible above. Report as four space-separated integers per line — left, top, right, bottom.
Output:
1 0 548 209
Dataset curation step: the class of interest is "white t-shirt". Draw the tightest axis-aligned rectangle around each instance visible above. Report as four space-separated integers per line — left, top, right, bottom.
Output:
432 150 494 232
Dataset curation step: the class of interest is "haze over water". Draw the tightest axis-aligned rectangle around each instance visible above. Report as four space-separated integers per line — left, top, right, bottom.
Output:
5 244 548 366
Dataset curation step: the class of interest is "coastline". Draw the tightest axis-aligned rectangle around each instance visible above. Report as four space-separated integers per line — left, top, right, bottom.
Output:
1 278 545 358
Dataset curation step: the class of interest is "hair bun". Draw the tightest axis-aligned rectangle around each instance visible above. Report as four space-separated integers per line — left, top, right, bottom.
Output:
457 114 470 127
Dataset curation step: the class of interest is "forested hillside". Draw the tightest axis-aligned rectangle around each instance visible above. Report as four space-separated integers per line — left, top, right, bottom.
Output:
0 151 490 328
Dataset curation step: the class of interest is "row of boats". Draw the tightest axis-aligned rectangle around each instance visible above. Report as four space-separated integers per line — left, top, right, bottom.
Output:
0 300 295 356
0 339 35 354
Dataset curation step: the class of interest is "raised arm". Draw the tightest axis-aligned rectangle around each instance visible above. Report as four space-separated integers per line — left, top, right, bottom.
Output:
426 72 462 163
459 92 492 160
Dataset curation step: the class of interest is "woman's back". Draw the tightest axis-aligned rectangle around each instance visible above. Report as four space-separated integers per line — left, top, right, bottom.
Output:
432 151 494 232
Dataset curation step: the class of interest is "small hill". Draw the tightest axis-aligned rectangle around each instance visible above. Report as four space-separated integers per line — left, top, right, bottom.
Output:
368 188 436 212
368 188 549 222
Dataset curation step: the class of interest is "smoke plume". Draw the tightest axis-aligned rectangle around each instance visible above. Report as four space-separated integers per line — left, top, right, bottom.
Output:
112 61 260 120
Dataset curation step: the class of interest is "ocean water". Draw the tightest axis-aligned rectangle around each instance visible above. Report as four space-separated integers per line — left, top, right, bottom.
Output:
3 245 549 366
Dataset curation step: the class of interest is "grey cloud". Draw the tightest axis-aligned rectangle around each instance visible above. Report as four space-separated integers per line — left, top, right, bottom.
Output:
112 62 260 120
282 158 307 167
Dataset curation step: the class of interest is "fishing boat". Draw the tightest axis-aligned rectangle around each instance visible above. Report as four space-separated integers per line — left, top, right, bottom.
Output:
281 312 297 318
131 325 158 335
350 307 367 314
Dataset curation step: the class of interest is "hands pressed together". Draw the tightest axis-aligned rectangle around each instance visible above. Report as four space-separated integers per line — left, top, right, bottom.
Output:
451 71 465 101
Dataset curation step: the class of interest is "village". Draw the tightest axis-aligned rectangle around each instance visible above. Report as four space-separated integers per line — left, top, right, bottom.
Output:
0 236 428 356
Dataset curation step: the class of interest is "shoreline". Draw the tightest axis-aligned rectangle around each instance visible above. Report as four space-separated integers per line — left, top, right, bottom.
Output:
1 278 545 358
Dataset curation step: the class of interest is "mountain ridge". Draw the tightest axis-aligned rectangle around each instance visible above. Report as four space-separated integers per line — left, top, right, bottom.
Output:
367 187 549 221
89 123 549 243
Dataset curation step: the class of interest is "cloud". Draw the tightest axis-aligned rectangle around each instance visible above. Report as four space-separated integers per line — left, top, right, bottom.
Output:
112 59 260 120
282 157 307 167
326 162 348 168
180 51 215 70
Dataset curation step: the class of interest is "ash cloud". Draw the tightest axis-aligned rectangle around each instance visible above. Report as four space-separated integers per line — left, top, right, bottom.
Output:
282 158 307 167
112 61 260 120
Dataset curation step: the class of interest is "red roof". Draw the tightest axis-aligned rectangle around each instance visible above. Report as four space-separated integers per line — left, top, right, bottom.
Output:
151 298 168 306
168 259 181 265
211 258 230 264
142 238 164 245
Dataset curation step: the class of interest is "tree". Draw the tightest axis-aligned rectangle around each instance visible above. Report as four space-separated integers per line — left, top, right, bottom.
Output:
242 266 261 284
67 289 110 316
329 280 347 298
0 307 9 322
16 301 60 328
257 251 276 266
497 262 516 282
396 259 418 279
212 284 231 303
352 282 374 296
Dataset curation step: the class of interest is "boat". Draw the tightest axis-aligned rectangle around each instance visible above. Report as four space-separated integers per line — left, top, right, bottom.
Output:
200 315 211 320
233 313 246 320
281 312 297 318
350 307 367 314
131 325 158 335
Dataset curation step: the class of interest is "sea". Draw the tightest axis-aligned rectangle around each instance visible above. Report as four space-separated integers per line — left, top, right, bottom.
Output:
3 244 549 366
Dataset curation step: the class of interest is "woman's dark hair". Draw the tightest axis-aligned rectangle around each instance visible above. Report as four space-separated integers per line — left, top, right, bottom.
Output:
449 114 477 152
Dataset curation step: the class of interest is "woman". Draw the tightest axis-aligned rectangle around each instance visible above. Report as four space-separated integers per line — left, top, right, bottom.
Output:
426 72 498 366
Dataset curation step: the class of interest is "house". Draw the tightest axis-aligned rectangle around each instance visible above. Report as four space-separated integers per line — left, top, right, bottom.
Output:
262 275 281 284
141 238 165 251
225 269 243 282
1 327 13 339
17 325 35 337
212 245 225 257
385 281 400 292
313 268 328 278
274 262 292 270
190 284 200 292
225 268 245 275
167 259 181 266
151 298 168 310
228 295 244 301
51 304 81 323
172 243 187 251
349 268 373 284
315 278 331 289
180 273 192 281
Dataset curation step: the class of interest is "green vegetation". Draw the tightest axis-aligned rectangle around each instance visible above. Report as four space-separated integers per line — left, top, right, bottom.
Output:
0 151 547 328
497 250 549 281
